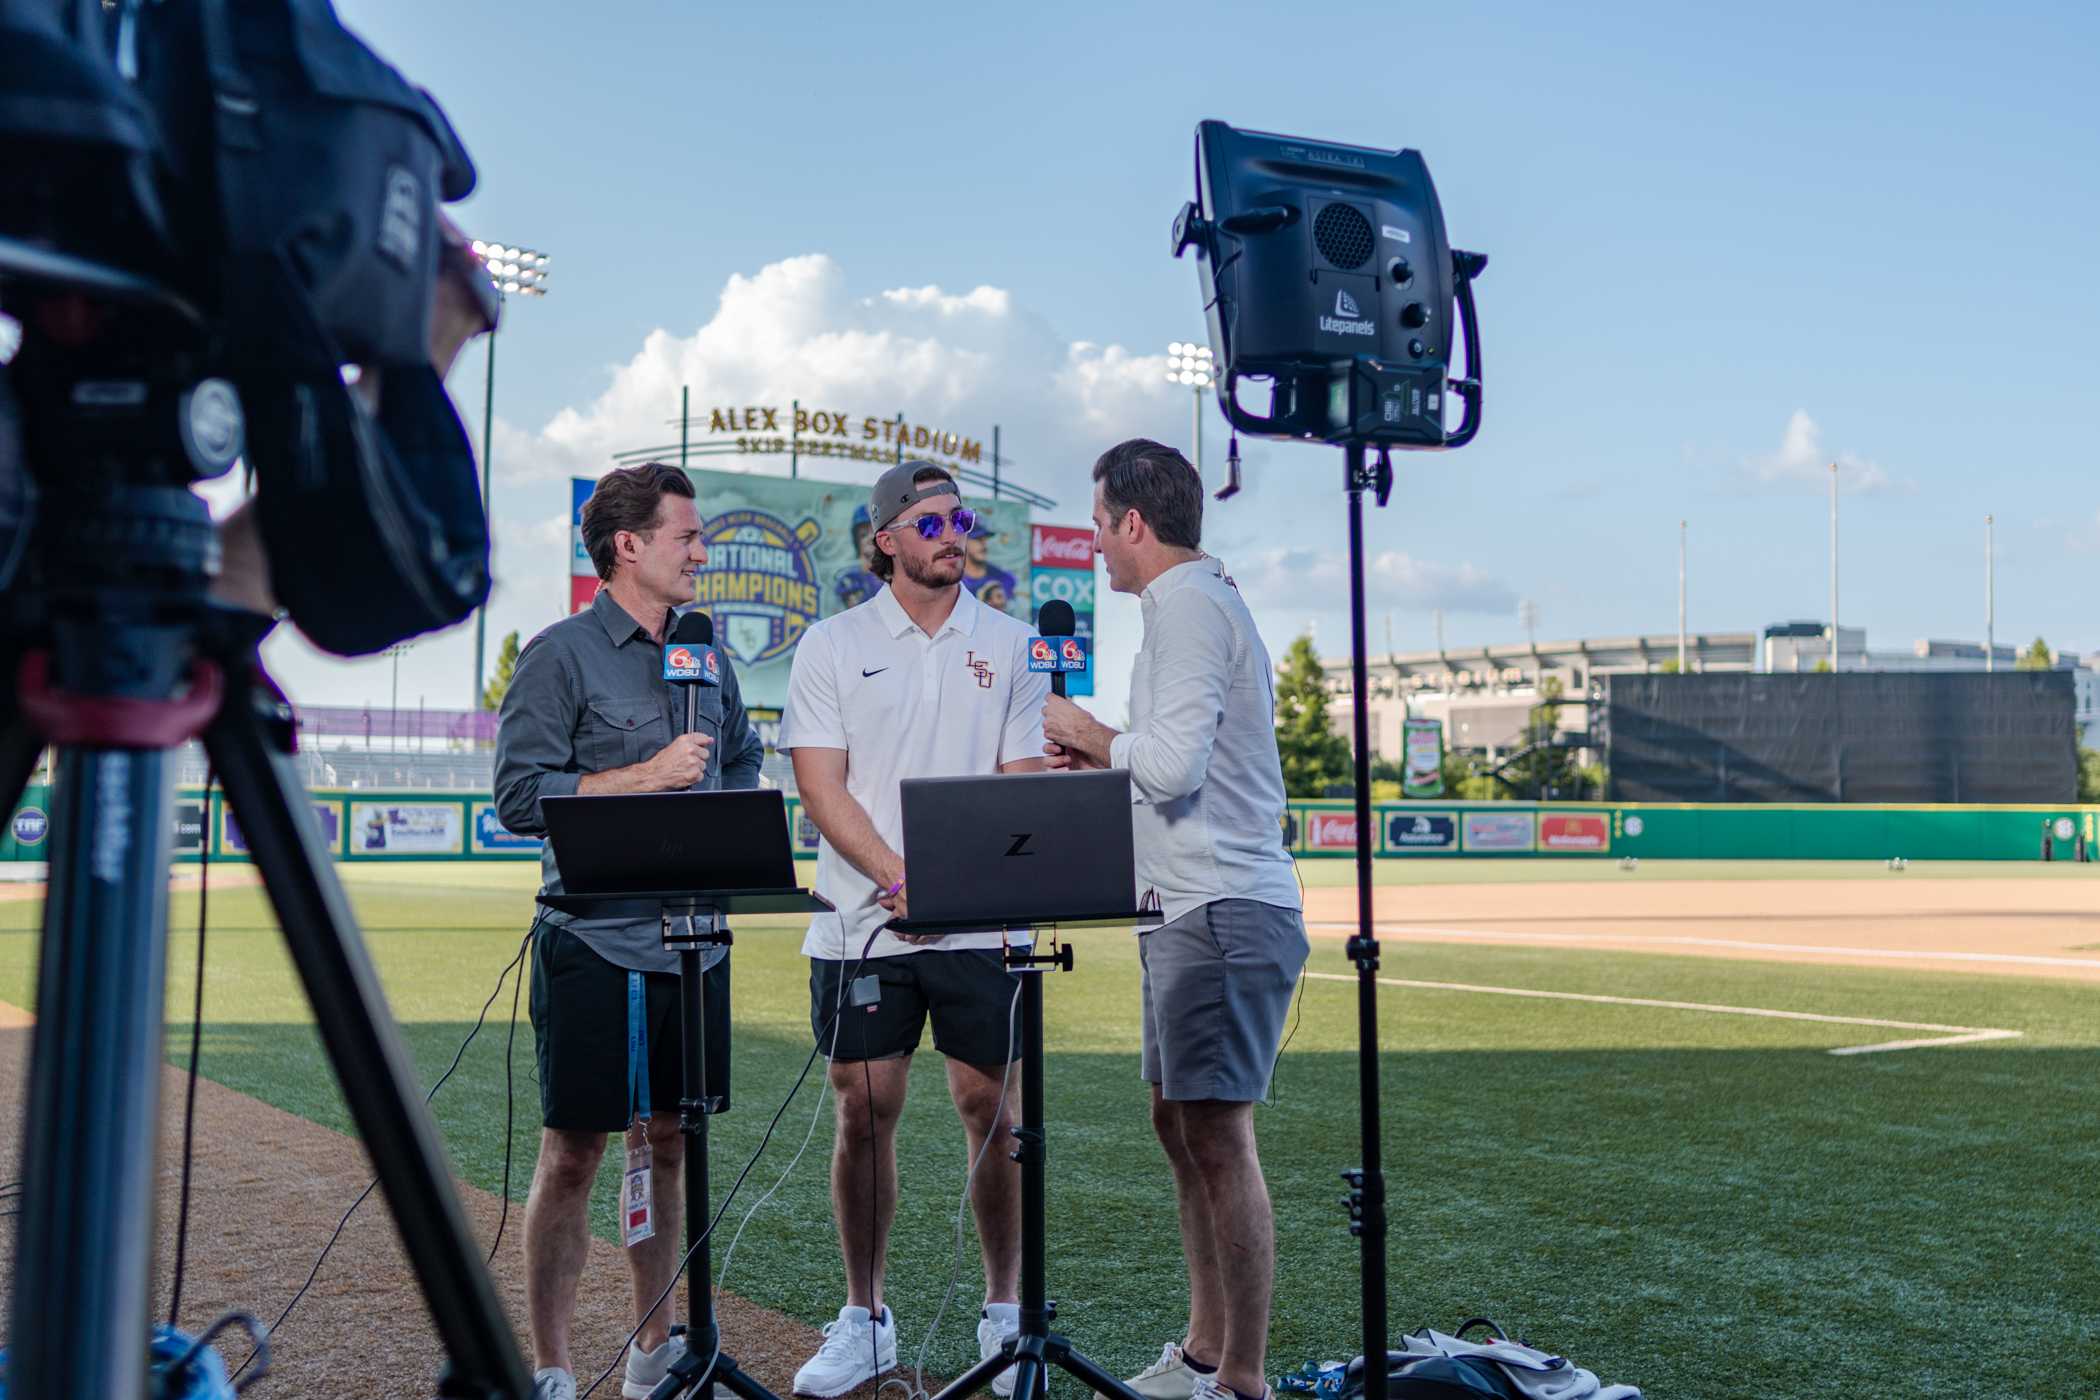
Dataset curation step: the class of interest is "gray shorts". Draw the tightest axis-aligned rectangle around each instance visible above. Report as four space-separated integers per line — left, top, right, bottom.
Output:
1139 899 1309 1102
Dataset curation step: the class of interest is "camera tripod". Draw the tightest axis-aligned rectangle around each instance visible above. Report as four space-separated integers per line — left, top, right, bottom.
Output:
0 255 533 1398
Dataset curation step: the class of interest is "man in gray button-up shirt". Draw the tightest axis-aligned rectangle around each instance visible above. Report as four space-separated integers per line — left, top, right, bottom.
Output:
493 463 763 1400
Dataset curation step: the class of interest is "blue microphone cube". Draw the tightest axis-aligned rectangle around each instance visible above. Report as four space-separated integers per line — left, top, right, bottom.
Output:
1025 637 1059 673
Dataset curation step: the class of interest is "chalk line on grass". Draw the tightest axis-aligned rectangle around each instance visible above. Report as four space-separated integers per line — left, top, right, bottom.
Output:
1308 920 2100 972
1303 971 2023 1055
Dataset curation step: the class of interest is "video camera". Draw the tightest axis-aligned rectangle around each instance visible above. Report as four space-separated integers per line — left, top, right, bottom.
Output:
1173 120 1485 452
0 0 493 656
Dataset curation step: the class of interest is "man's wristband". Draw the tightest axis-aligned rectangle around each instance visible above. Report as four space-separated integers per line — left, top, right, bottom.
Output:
883 878 905 898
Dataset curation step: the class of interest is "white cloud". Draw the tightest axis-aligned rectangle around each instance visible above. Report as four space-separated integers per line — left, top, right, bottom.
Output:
247 253 1527 711
254 253 1201 712
1744 408 1900 494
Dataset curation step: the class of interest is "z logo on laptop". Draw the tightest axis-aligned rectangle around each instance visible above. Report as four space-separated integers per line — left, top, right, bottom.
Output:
1005 833 1035 857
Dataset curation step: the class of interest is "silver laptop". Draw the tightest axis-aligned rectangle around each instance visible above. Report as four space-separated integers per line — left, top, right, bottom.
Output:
897 770 1137 926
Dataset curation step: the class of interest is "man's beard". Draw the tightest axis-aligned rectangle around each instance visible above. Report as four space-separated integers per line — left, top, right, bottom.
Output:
900 548 964 589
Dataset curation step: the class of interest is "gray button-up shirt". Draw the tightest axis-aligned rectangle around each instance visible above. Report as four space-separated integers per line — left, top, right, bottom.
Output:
494 588 766 973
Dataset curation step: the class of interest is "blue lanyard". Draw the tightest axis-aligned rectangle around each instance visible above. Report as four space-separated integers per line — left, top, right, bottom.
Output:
627 971 650 1124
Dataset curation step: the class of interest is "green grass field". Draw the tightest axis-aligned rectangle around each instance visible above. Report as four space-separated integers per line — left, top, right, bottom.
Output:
2 860 2097 1397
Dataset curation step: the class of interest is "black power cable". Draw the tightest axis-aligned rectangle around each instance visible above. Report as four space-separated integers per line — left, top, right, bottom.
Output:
167 766 216 1328
487 915 533 1267
231 923 537 1385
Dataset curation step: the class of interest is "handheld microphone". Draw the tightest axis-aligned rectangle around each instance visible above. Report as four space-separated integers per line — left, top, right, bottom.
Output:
1032 599 1087 698
663 610 721 739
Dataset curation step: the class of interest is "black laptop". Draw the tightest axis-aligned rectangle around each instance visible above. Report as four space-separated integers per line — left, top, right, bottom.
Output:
895 770 1139 929
538 789 801 911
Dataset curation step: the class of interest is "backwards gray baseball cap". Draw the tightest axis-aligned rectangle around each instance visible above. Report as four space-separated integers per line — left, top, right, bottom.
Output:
869 460 959 532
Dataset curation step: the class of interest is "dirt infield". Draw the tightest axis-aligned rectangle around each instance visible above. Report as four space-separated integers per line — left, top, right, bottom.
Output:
0 1005 848 1399
1302 875 2100 981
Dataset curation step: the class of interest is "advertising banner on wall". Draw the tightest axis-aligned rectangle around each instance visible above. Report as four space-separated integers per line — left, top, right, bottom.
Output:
1402 718 1445 798
1384 810 1457 853
351 802 464 855
570 470 1033 710
1538 812 1610 853
1305 810 1359 851
472 802 543 855
1462 810 1536 853
224 804 342 856
1029 524 1096 697
172 802 207 853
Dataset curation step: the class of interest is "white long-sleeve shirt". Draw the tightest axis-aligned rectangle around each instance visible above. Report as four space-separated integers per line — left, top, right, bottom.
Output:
1107 556 1300 925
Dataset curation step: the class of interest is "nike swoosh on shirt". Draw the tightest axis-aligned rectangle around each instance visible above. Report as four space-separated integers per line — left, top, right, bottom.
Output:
862 667 889 677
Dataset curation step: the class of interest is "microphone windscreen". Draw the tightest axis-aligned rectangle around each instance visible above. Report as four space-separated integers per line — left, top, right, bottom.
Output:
673 610 713 646
1037 599 1076 637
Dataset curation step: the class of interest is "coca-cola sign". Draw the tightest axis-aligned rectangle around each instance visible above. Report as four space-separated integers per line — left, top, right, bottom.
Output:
1032 524 1095 569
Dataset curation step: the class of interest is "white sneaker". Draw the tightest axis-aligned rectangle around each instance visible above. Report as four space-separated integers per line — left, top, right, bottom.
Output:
1100 1344 1198 1400
1189 1378 1271 1400
977 1309 1022 1399
533 1368 577 1400
624 1333 689 1399
792 1305 897 1397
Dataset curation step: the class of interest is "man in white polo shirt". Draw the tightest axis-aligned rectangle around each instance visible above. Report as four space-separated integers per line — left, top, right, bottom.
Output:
778 460 1050 1399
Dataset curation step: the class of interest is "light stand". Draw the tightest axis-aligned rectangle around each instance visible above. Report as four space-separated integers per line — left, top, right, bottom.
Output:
1341 443 1394 1398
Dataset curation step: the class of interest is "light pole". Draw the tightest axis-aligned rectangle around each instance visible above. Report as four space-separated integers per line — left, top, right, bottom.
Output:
1828 461 1840 672
468 237 551 711
1985 513 1996 673
1678 520 1687 673
387 643 411 748
1165 342 1213 476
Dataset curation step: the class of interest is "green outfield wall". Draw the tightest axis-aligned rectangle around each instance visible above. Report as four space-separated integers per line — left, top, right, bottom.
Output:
2 787 2093 865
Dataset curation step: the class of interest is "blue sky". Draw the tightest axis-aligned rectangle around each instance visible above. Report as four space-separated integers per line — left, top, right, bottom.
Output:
252 0 2099 713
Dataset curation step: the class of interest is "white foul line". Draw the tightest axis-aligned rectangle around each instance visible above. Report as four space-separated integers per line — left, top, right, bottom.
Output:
1303 971 2023 1056
1307 920 2100 972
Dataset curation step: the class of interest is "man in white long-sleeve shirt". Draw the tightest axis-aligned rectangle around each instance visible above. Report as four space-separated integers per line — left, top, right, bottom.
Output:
1041 438 1307 1400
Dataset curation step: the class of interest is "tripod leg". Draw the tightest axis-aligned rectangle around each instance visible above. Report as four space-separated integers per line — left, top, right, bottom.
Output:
1049 1347 1149 1400
4 743 177 1400
928 1346 1020 1400
206 691 532 1400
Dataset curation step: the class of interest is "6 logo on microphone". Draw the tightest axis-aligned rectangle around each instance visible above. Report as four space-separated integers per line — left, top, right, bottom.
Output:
663 643 723 685
1026 636 1089 673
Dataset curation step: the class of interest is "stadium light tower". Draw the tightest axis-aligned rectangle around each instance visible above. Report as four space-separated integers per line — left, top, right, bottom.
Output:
1166 341 1214 477
468 238 551 711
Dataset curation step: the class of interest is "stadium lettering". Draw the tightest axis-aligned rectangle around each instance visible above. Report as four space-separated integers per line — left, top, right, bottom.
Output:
704 406 981 467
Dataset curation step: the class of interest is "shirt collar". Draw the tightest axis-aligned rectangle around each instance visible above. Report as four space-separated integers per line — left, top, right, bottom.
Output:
1141 554 1223 606
591 587 670 648
873 583 979 639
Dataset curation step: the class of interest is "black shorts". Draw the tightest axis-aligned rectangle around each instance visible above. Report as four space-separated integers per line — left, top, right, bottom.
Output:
809 950 1021 1066
530 921 730 1133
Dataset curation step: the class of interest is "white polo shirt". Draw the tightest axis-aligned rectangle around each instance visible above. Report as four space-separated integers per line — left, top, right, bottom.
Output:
779 584 1050 960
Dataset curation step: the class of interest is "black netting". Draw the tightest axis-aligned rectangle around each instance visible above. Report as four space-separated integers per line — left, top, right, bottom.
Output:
1604 671 2077 803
